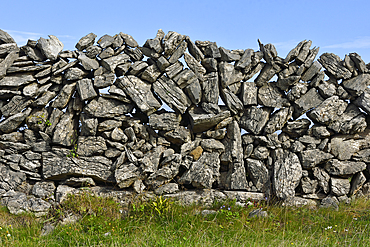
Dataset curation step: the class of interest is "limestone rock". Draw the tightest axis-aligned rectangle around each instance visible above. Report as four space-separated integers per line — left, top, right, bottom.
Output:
84 97 134 118
331 178 350 197
77 136 107 156
312 167 330 194
202 72 219 104
298 149 333 169
0 107 32 133
307 96 347 125
342 74 370 96
318 53 351 79
116 75 161 116
51 82 76 109
115 163 140 188
76 33 97 51
153 75 191 114
324 159 366 177
179 152 220 189
52 113 78 147
37 35 63 61
264 107 293 134
258 83 290 108
240 106 272 135
188 107 231 133
246 158 269 191
272 149 302 200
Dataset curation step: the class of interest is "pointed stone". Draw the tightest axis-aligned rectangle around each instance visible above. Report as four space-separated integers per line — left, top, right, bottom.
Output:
76 33 97 51
0 108 32 133
76 78 97 101
37 35 63 61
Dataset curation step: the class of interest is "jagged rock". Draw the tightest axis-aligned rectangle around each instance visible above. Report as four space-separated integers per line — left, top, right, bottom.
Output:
77 136 107 156
258 83 289 108
330 137 361 161
164 126 191 145
77 52 99 70
179 152 220 189
37 35 63 61
115 163 140 188
342 74 370 96
204 129 226 140
254 63 280 87
282 119 311 138
264 107 293 134
153 75 191 114
0 132 24 142
272 149 302 200
184 52 206 80
184 79 202 104
241 81 257 106
76 33 97 51
172 69 197 89
52 113 78 147
60 177 96 187
318 53 351 79
144 29 164 53
76 78 97 101
84 97 134 118
185 37 204 61
120 32 138 48
293 88 324 119
1 95 32 117
0 72 35 87
101 54 130 72
43 152 113 182
219 47 241 62
201 139 225 153
169 41 187 64
301 61 322 82
97 34 114 49
32 181 56 201
202 72 219 104
116 75 161 116
51 82 76 109
141 64 161 83
0 29 16 44
251 146 269 160
0 107 31 133
276 75 301 91
301 177 318 194
220 88 243 115
331 178 350 197
235 49 253 70
245 158 269 191
94 72 115 88
349 172 366 196
147 154 182 188
327 104 367 134
140 145 166 173
354 91 370 114
320 195 339 209
154 183 179 195
240 106 272 135
0 164 26 191
1 191 51 216
298 149 333 169
148 112 181 131
0 51 18 79
189 146 203 161
163 31 185 57
307 96 347 125
188 106 231 133
218 62 235 88
325 159 366 177
312 167 330 194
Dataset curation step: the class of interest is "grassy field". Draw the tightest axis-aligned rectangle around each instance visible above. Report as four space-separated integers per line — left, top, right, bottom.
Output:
0 192 369 246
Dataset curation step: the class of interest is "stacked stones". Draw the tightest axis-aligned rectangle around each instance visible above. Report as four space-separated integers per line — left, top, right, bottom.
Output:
0 28 370 215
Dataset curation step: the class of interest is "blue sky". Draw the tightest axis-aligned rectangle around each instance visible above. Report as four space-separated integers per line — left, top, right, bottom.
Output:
2 0 370 63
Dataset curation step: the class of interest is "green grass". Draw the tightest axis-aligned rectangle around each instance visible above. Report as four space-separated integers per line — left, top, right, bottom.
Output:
0 192 369 246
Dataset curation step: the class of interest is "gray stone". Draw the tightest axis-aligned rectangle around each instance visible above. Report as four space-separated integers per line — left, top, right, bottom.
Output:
342 74 370 96
173 69 197 89
0 51 18 79
200 139 225 154
184 79 202 105
179 152 220 189
312 167 330 194
301 61 322 82
331 178 350 197
115 163 140 188
301 177 318 194
241 81 257 106
298 149 333 169
327 104 367 134
188 107 231 133
318 53 351 79
201 58 217 73
120 32 138 48
249 209 268 218
116 75 161 116
220 88 243 115
153 75 191 114
307 96 347 125
164 61 183 79
37 35 63 61
282 119 311 138
272 149 302 200
235 49 253 70
219 47 241 62
354 91 370 114
349 52 367 73
185 37 204 61
32 181 55 200
0 132 24 142
325 159 366 177
330 137 361 161
0 29 15 44
0 43 19 56
276 75 301 91
1 95 33 117
320 195 339 210
264 107 293 134
101 54 130 72
85 45 102 58
251 146 269 160
52 113 78 147
293 88 324 118
97 34 114 49
204 129 226 140
246 158 269 191
0 164 26 191
98 120 122 132
78 52 99 70
51 82 76 109
141 64 161 83
202 72 219 104
296 40 312 64
64 67 88 80
258 83 289 108
163 31 185 57
144 29 164 53
0 73 35 87
84 97 134 118
76 78 97 101
154 183 179 195
0 107 31 133
94 72 115 88
254 63 280 87
76 33 97 51
21 45 46 62
140 146 166 174
77 136 107 156
240 106 272 135
147 154 182 188
164 126 191 145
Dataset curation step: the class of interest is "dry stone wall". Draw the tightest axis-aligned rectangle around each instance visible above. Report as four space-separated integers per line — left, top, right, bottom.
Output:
0 28 370 215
